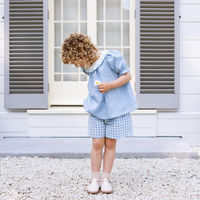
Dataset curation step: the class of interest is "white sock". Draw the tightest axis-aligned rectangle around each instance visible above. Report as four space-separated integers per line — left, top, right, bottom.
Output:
102 171 110 180
91 171 100 179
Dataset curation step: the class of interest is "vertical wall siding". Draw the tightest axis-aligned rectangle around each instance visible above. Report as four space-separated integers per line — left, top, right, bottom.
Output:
157 0 200 146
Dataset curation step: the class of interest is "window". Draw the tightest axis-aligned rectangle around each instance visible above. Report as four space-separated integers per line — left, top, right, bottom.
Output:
5 0 178 109
49 0 135 105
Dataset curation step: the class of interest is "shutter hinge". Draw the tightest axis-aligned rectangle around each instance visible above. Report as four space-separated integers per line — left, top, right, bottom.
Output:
48 10 49 20
48 83 49 93
134 9 136 19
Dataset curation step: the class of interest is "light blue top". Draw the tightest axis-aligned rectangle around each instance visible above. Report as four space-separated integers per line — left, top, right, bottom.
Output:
81 50 139 119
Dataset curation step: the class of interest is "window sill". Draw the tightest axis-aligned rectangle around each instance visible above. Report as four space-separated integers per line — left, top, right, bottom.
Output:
27 107 157 115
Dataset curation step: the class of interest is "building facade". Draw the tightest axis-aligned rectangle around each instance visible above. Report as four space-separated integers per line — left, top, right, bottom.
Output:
0 0 200 146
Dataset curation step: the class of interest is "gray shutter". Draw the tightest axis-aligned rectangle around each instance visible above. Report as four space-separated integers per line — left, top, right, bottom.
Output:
4 0 48 109
136 0 179 109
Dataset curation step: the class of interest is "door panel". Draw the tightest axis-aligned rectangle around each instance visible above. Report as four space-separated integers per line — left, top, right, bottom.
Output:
51 0 132 105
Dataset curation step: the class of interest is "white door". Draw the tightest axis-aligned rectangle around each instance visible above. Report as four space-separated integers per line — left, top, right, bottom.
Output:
49 0 135 105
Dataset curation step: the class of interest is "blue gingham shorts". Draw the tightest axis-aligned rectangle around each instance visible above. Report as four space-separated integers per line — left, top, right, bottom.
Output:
87 112 134 139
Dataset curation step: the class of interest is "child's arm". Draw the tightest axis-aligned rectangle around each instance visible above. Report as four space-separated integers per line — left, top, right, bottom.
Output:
109 71 132 89
98 71 132 93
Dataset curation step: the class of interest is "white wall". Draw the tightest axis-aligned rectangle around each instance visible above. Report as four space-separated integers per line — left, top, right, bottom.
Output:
0 0 155 141
0 0 4 101
178 0 200 112
157 0 200 146
0 1 27 140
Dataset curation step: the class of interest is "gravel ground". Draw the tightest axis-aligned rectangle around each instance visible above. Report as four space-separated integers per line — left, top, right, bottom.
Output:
0 147 200 200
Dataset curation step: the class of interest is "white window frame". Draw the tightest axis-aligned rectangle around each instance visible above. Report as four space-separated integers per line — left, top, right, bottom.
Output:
48 0 136 107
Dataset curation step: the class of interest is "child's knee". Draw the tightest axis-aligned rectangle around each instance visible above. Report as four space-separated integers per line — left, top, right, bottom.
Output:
92 138 105 150
105 138 117 149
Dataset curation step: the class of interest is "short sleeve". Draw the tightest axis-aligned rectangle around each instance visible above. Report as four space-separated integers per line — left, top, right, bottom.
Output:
106 50 130 77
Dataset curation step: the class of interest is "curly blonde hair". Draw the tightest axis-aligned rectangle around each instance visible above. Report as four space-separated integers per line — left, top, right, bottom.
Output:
61 32 100 69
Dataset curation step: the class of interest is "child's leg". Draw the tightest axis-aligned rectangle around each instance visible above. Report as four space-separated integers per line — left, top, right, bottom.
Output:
90 137 105 172
103 138 117 174
100 138 116 193
87 138 105 194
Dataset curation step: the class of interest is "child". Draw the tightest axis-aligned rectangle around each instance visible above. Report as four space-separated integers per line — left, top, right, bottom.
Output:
61 32 139 194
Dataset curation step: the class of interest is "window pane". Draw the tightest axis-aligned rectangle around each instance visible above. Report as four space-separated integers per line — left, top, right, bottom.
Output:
63 64 78 73
123 22 129 46
97 0 104 20
106 23 121 46
80 23 87 35
54 23 61 47
123 0 130 20
106 0 121 20
54 74 61 81
97 22 104 46
80 0 87 21
63 23 78 39
81 74 87 81
105 48 121 53
54 49 61 72
63 74 78 81
63 0 78 21
123 48 130 68
54 0 61 21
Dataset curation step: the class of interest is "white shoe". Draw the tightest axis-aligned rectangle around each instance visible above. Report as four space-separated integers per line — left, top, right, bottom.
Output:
100 178 113 193
87 178 101 194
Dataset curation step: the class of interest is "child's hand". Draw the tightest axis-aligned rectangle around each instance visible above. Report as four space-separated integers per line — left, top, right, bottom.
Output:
98 82 111 93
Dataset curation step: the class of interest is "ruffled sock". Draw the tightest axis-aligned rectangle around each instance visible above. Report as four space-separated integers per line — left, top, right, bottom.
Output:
91 171 100 180
101 171 110 180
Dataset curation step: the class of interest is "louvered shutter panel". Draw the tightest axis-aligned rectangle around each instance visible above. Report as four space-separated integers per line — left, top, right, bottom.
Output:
136 0 179 109
4 0 48 109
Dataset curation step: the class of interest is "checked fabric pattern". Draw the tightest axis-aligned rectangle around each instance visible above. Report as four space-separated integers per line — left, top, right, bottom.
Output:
87 112 134 139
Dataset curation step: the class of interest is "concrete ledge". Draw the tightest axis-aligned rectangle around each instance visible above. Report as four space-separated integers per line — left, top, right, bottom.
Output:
0 137 198 159
27 107 157 115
